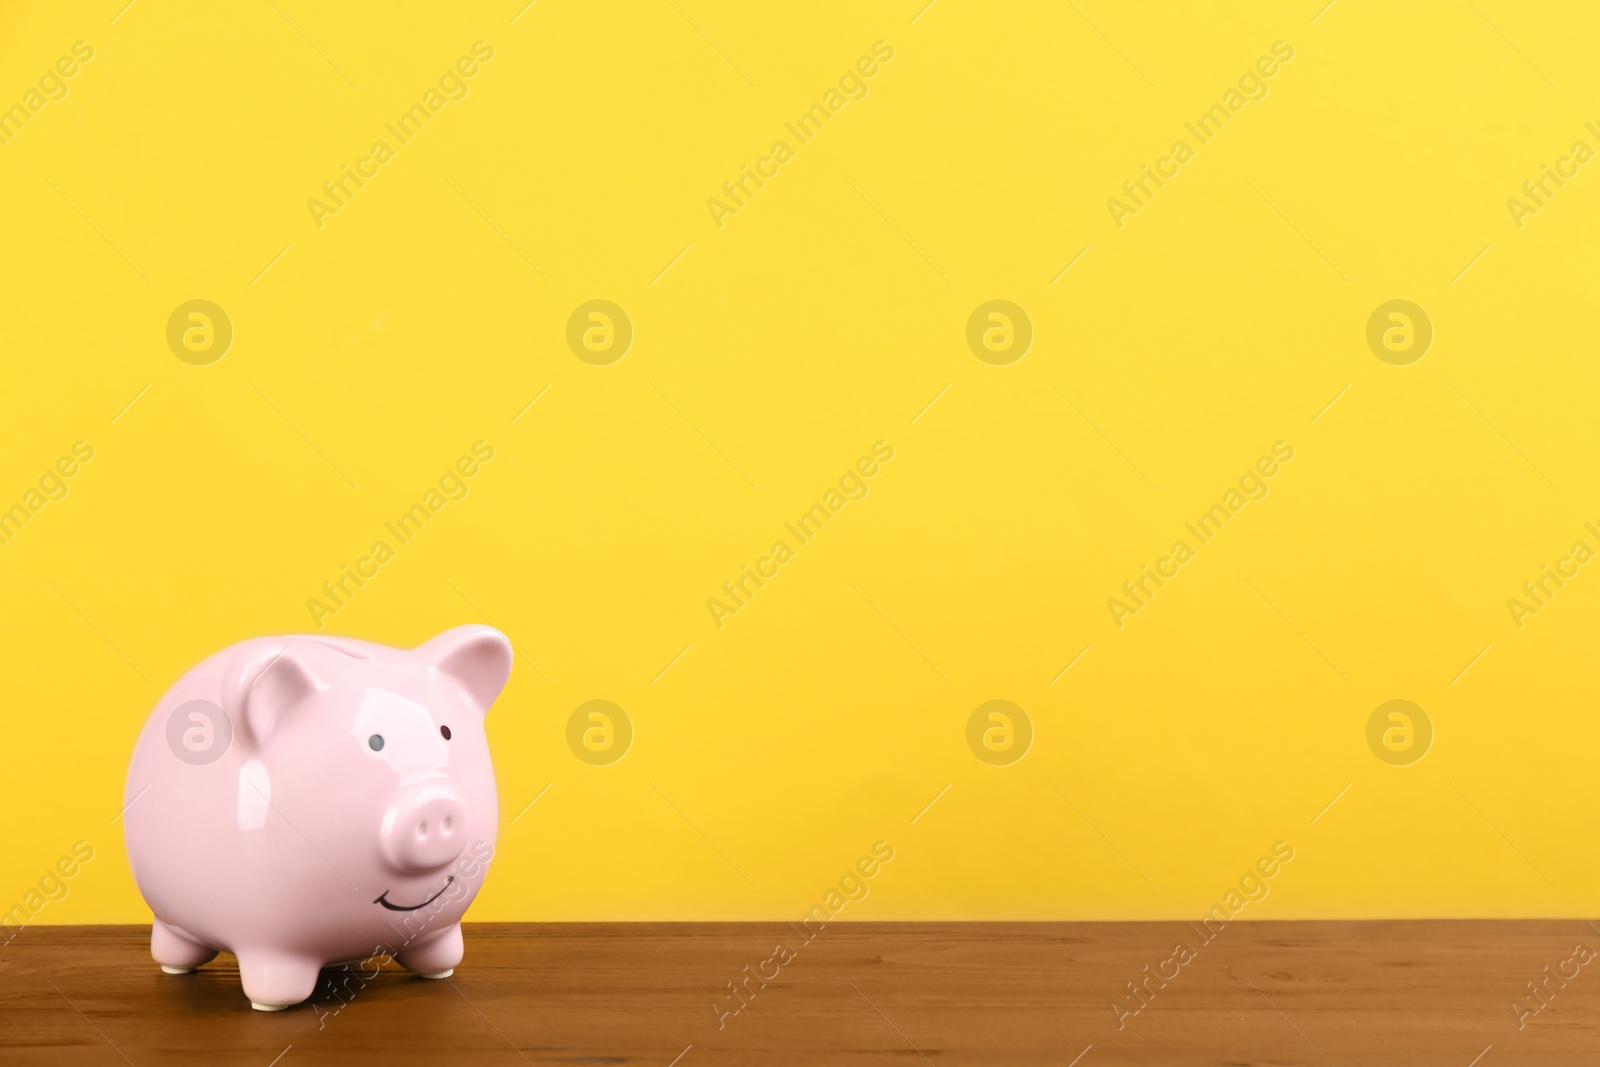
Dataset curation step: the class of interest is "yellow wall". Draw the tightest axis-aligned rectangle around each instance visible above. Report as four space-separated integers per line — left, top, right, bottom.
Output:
3 0 1597 926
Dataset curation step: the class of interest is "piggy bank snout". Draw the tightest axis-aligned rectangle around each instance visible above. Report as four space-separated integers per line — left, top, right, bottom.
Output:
380 784 468 872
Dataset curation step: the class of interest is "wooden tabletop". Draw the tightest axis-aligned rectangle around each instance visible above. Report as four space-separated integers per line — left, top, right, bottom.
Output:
2 921 1596 1065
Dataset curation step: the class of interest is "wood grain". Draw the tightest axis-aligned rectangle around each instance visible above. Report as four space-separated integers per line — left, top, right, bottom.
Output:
2 921 1597 1065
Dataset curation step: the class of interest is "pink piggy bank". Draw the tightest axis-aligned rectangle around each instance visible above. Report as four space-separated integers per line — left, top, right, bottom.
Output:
122 625 511 1010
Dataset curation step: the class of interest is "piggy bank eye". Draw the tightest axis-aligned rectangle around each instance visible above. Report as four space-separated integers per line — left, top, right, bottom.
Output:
440 725 452 741
368 734 385 751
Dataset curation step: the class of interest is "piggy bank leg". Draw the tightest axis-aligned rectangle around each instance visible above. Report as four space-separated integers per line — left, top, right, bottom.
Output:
396 923 463 979
151 919 217 974
237 948 322 1011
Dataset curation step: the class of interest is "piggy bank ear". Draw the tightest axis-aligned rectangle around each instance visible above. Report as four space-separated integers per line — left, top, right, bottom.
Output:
222 643 323 747
418 625 513 714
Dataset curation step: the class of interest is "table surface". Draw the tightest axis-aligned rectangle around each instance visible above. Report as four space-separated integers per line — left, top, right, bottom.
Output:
2 921 1596 1065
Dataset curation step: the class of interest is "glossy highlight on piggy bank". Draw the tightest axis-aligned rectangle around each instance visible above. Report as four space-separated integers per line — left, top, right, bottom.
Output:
122 626 511 1011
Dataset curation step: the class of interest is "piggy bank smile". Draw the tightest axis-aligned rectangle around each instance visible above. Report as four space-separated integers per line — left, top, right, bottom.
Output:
374 877 457 912
122 625 511 1011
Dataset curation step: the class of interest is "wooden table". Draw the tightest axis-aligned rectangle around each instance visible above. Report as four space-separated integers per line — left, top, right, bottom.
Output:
2 922 1595 1064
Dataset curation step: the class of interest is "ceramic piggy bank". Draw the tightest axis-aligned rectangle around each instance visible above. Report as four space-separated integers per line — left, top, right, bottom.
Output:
123 626 511 1010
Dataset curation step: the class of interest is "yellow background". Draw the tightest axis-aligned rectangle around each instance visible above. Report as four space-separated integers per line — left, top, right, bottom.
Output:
3 0 1598 924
